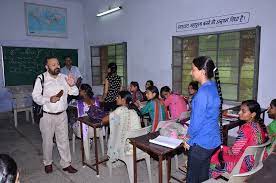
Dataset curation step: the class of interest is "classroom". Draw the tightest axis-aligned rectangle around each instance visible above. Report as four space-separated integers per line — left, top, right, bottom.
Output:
0 0 275 183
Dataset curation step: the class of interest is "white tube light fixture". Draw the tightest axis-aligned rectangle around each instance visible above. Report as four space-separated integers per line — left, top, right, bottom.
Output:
96 6 122 17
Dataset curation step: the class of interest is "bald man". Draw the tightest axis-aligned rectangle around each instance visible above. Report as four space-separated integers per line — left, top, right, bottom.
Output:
32 56 78 174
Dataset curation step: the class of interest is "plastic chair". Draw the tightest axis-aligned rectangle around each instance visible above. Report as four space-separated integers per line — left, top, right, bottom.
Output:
203 140 271 183
203 163 264 183
12 93 34 128
108 126 152 183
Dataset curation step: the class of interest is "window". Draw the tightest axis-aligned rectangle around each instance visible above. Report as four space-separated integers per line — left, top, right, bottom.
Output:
172 27 260 102
91 42 127 86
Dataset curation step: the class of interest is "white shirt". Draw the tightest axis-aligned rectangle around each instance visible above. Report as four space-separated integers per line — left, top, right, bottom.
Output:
60 66 82 82
32 71 79 113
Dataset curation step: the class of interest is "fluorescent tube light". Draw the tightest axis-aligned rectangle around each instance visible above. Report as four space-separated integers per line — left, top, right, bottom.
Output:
96 6 122 17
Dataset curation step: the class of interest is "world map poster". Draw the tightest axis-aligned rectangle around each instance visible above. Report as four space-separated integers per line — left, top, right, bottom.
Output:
25 3 67 37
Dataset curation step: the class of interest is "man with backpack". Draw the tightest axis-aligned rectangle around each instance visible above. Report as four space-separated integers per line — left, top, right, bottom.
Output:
32 56 79 174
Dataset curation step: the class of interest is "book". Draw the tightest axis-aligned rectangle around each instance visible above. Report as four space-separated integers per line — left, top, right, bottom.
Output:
149 135 183 149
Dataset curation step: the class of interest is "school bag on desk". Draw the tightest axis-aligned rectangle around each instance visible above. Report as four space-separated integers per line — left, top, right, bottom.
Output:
86 101 108 123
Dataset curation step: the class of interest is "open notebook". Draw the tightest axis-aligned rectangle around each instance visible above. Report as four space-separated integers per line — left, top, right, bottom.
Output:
149 135 183 149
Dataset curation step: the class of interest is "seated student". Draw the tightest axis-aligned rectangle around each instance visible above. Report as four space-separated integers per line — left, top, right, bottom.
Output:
267 99 276 150
0 154 19 183
145 80 154 90
129 81 144 103
139 86 168 132
102 91 142 162
209 100 268 178
160 86 188 120
185 81 199 110
143 80 154 101
72 84 105 160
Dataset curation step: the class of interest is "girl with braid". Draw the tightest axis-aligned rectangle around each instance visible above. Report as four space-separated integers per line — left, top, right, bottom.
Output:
183 56 222 183
209 100 268 178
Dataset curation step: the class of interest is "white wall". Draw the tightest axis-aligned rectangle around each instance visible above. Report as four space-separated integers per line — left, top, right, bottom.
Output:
0 0 87 112
1 0 275 124
83 0 276 111
0 0 87 84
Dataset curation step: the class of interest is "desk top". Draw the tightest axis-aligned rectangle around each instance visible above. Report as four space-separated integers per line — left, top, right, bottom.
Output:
78 116 102 128
129 132 185 157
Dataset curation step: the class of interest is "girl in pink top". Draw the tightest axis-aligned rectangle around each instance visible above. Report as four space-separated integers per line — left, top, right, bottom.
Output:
161 86 188 120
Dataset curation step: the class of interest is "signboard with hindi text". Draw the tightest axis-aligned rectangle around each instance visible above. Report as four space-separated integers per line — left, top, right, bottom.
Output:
176 12 250 32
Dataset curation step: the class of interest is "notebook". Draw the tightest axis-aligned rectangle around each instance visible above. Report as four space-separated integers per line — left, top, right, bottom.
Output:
149 135 183 149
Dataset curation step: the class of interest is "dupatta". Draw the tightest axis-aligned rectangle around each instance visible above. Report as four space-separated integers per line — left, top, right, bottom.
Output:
151 100 168 132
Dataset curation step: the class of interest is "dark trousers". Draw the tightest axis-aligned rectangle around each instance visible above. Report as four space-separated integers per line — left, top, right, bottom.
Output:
186 144 215 183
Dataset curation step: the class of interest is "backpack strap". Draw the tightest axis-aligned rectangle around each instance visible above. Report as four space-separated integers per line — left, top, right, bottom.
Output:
37 74 44 95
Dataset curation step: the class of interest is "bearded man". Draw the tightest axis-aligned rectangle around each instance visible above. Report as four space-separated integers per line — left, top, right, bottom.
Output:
32 56 78 174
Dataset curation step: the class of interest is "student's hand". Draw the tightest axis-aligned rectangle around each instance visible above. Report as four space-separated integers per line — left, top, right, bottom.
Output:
183 141 190 150
66 74 76 87
50 96 60 103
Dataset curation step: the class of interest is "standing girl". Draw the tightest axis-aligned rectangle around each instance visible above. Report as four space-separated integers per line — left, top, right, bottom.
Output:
103 63 121 111
184 56 222 183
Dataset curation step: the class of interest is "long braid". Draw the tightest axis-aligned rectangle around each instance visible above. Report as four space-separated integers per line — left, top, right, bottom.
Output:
254 105 269 141
213 67 225 169
258 118 269 142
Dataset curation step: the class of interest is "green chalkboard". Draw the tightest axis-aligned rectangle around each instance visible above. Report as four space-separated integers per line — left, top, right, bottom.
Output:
2 46 78 86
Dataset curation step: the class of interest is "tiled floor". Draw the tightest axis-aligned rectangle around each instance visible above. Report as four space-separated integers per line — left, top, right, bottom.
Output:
0 112 187 183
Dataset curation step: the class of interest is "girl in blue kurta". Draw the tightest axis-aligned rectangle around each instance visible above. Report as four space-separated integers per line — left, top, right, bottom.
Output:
183 56 223 183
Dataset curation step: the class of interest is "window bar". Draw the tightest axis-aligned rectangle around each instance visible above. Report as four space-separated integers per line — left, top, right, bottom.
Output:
237 31 242 101
253 26 261 100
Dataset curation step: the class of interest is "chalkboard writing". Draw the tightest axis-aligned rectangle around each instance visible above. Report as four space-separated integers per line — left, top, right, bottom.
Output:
2 46 78 86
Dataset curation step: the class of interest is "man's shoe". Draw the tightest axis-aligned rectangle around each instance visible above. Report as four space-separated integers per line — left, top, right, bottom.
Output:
45 165 53 174
62 165 78 173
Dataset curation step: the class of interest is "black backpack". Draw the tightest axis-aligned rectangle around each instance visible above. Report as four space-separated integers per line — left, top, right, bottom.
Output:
33 74 44 123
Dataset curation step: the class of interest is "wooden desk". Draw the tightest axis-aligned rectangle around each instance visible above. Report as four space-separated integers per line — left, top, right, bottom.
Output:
247 149 276 182
222 106 267 145
129 132 186 183
78 116 108 176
